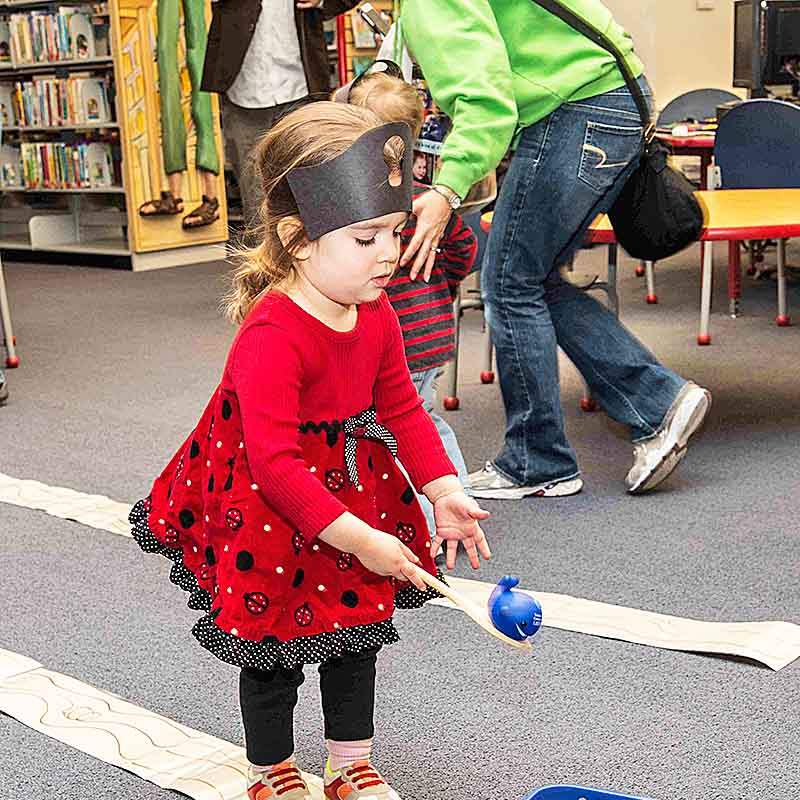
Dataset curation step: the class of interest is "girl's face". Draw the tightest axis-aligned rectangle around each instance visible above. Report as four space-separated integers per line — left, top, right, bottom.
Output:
301 211 408 306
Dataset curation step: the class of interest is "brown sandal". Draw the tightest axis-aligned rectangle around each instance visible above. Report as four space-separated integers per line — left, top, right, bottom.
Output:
139 191 184 217
182 195 220 229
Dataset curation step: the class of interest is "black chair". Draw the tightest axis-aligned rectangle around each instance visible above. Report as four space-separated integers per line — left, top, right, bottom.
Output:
658 87 741 128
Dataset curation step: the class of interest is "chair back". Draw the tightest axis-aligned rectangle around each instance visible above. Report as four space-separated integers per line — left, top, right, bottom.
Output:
714 99 800 188
658 88 741 127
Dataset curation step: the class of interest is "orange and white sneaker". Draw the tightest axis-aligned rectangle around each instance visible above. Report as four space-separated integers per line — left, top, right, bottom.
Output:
323 759 401 800
248 761 312 800
324 761 400 800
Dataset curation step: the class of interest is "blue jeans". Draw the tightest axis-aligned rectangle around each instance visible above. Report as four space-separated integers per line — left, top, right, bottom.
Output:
481 78 686 486
411 367 470 537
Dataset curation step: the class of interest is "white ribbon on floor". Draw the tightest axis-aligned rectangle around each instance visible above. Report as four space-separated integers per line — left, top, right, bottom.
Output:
0 648 325 800
2 471 798 671
431 578 800 672
0 472 132 535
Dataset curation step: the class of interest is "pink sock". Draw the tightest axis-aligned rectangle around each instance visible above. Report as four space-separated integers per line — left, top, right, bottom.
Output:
325 738 373 771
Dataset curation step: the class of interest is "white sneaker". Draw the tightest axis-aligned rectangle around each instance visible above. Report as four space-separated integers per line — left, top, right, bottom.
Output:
626 382 711 495
468 462 583 500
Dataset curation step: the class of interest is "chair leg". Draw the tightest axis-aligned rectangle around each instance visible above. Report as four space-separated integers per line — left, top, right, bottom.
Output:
728 240 742 318
581 243 618 413
776 239 791 327
698 239 713 345
645 260 657 304
480 315 494 384
746 240 757 276
0 258 19 368
635 260 646 277
607 243 619 317
443 292 461 410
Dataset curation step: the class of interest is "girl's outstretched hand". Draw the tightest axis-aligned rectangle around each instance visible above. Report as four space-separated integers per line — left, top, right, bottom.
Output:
431 491 491 570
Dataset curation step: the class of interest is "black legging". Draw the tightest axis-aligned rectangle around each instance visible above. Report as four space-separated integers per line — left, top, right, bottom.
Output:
239 647 380 765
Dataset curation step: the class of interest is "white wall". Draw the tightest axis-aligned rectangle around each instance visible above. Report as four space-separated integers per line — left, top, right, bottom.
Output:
604 0 746 108
603 0 660 93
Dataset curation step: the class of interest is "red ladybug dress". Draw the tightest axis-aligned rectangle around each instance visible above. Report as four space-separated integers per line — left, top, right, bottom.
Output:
130 291 455 670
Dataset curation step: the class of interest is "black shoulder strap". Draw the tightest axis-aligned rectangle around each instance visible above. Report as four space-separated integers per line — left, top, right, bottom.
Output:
530 0 654 139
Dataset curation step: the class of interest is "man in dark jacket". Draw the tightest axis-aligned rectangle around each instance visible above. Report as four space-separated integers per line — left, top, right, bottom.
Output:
201 0 362 231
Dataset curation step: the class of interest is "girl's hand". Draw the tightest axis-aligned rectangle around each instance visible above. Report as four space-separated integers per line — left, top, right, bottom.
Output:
354 529 427 591
432 491 491 570
399 189 452 282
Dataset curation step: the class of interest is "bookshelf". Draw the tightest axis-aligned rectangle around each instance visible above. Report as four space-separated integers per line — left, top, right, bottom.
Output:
0 0 227 270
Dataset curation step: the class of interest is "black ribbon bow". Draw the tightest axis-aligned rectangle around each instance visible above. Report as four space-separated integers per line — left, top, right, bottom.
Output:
343 407 397 486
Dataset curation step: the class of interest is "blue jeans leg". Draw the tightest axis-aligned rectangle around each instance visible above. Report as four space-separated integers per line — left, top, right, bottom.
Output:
482 78 686 486
411 367 470 537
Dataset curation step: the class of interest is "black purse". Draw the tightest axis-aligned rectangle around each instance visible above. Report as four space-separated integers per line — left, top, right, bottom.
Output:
530 0 704 261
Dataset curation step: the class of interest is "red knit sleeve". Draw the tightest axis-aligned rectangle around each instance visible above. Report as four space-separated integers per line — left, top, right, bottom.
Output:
372 296 457 491
229 323 347 539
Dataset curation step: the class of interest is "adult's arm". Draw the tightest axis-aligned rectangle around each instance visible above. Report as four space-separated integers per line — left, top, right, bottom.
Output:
402 0 519 199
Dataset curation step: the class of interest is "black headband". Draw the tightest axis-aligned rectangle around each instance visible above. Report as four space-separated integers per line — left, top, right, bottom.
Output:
286 121 413 241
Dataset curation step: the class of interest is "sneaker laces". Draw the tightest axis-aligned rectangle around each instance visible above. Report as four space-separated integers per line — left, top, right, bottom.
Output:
266 764 308 796
343 761 388 793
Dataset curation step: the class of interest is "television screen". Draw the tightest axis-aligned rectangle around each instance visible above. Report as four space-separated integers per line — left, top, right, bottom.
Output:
770 5 800 87
734 1 800 90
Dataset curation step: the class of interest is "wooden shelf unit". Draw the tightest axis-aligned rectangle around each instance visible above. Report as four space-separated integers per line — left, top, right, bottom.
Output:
0 0 228 269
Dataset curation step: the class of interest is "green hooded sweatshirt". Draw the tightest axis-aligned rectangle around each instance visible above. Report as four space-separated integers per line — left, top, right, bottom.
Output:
400 0 644 199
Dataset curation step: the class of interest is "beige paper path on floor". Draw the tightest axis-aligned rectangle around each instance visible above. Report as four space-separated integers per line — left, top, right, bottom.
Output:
0 648 325 800
431 577 800 672
2 471 799 671
0 472 132 536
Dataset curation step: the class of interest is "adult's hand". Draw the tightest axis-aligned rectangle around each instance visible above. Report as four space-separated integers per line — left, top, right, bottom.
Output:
399 189 452 282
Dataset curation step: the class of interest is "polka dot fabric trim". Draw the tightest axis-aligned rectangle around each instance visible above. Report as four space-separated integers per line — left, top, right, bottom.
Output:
129 500 212 612
395 578 443 609
192 614 401 671
130 499 444 670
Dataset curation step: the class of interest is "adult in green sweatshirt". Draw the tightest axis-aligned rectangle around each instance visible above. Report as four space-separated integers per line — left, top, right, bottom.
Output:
400 0 711 497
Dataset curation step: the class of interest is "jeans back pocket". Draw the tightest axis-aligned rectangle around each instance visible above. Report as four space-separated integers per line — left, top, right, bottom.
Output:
578 120 643 194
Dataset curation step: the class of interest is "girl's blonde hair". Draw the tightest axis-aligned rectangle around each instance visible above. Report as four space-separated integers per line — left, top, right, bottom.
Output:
223 101 404 324
348 72 425 139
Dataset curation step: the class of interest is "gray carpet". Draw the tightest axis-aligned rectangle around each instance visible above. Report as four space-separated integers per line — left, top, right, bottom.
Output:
1 243 799 800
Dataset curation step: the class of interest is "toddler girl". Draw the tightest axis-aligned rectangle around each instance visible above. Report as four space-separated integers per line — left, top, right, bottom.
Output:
130 102 490 800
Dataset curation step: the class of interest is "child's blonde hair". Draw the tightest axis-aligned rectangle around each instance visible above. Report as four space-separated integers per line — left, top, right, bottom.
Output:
223 101 404 324
348 72 425 139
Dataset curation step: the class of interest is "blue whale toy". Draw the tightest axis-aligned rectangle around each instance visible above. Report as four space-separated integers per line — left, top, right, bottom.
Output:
488 575 543 641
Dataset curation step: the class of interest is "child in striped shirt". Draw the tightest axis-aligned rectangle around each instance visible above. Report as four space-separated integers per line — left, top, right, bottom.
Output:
348 72 478 557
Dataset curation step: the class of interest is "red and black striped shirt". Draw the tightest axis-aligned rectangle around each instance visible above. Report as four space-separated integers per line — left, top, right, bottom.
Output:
386 185 478 373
